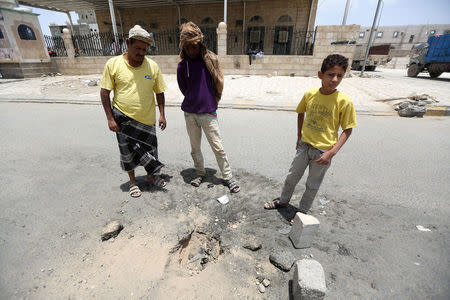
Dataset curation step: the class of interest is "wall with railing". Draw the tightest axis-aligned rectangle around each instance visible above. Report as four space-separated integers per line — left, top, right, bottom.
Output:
48 24 360 77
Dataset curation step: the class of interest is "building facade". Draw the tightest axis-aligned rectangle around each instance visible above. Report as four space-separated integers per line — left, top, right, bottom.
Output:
93 0 317 55
0 1 54 78
76 9 99 34
358 24 450 57
49 23 91 37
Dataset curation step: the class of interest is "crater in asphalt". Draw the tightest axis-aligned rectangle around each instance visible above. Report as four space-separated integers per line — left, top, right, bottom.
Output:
170 229 223 273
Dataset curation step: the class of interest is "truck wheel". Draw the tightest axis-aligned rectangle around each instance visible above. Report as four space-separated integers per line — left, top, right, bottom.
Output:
407 64 420 77
429 71 443 78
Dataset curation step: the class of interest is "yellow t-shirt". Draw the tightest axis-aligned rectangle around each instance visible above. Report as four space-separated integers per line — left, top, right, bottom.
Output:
296 88 357 150
100 54 167 125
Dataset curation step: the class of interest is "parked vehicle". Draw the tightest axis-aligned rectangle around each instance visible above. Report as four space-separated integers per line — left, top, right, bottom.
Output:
351 44 391 71
407 34 450 78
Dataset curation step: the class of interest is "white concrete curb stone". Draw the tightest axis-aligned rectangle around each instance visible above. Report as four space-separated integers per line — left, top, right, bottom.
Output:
292 259 326 300
289 212 320 248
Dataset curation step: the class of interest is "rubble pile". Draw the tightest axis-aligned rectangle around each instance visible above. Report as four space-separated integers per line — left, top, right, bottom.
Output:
394 93 438 118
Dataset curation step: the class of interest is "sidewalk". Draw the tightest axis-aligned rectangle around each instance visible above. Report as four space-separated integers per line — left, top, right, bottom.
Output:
1 68 449 115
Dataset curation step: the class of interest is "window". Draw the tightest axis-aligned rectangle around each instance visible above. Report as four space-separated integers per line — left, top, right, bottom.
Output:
376 31 383 38
277 15 293 23
18 24 36 40
359 32 365 38
0 28 4 39
409 35 414 43
249 15 264 25
201 17 215 25
235 20 243 26
393 31 398 38
278 30 289 43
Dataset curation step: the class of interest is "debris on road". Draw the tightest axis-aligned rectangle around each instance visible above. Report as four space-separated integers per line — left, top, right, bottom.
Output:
217 195 229 205
416 225 431 232
292 259 327 300
242 237 262 251
396 102 426 117
269 251 295 272
101 220 123 241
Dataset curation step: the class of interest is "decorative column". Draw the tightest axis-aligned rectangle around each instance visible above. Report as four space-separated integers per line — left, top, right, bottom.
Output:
217 21 227 57
62 28 75 59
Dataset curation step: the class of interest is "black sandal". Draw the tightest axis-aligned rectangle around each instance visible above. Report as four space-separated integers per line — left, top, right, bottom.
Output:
264 199 288 210
224 179 240 193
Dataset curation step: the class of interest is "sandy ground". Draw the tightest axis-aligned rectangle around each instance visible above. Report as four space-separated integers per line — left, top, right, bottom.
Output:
1 68 449 113
0 103 449 299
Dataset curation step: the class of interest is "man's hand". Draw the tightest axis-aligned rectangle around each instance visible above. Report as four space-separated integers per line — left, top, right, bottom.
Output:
315 151 335 165
108 118 120 132
296 138 301 150
159 115 167 130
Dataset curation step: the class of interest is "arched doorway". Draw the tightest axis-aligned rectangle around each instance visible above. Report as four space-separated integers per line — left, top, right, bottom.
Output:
246 15 265 52
273 15 294 55
200 17 217 53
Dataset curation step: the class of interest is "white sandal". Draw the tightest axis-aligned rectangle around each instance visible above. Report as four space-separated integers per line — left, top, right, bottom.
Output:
129 184 142 198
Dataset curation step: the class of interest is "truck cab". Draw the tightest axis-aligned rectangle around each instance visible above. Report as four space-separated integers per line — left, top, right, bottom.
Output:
407 34 450 78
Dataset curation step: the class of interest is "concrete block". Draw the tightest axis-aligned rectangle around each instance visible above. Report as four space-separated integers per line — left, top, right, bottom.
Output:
289 212 320 249
292 259 326 300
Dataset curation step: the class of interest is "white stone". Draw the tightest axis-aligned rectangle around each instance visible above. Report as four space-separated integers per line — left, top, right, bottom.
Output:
292 259 326 300
289 212 320 249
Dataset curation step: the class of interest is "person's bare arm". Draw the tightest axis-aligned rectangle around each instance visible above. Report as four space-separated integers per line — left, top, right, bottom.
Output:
100 88 119 132
156 92 166 130
296 113 305 149
316 128 352 165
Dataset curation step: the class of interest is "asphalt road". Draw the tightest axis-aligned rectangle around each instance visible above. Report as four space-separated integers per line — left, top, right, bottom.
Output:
0 103 449 299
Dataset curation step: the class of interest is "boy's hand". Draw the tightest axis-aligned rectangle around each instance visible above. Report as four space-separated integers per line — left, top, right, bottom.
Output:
296 138 301 149
108 118 120 132
315 151 335 165
159 115 167 130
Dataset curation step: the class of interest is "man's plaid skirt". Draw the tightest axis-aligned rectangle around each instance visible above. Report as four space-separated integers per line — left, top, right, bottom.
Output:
112 107 164 174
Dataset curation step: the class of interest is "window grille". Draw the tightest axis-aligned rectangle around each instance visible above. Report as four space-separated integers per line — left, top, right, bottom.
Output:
278 31 289 43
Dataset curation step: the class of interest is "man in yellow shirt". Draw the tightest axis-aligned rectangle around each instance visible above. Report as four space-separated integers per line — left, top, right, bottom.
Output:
265 54 357 217
100 25 168 198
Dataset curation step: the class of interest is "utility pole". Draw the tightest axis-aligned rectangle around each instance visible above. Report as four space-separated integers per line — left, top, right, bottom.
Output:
361 0 383 76
224 0 227 23
342 0 351 25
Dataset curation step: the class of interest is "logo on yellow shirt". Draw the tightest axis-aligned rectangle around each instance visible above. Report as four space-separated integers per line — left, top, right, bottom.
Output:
144 75 152 79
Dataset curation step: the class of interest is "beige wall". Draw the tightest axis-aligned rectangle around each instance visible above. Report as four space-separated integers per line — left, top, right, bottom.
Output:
0 19 19 61
52 25 359 77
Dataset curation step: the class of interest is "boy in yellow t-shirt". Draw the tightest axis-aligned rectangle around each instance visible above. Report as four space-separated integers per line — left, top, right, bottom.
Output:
265 54 357 216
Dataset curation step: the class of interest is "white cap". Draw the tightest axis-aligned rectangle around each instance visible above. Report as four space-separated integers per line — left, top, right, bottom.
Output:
128 25 153 44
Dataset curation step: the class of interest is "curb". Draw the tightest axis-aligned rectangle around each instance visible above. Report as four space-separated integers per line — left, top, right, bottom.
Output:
425 106 450 116
0 97 407 116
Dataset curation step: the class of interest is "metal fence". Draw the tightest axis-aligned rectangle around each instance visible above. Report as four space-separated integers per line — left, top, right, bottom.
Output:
44 35 67 57
227 27 315 55
44 28 315 57
44 29 218 57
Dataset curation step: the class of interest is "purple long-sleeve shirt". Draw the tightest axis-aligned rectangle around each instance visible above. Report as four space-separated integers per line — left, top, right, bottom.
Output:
177 57 217 114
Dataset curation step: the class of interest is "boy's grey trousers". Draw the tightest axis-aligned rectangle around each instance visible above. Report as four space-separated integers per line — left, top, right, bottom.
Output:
280 141 331 213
